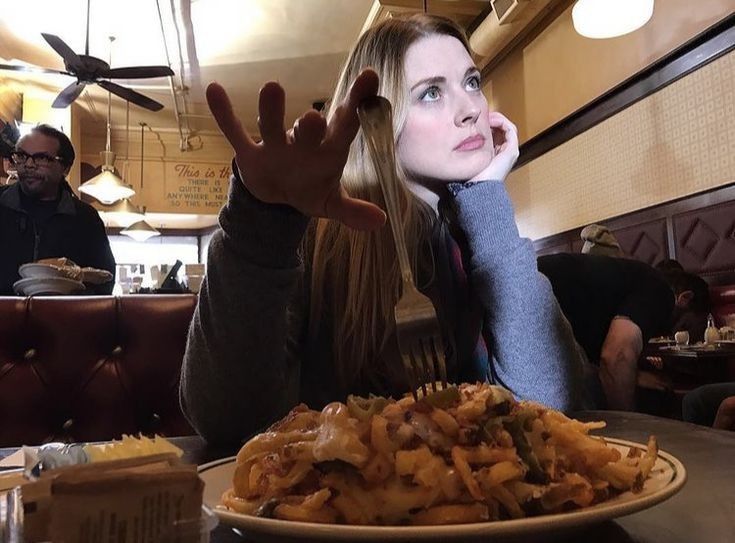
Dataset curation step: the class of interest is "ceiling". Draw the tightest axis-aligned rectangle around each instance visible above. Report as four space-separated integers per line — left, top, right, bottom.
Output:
0 0 493 141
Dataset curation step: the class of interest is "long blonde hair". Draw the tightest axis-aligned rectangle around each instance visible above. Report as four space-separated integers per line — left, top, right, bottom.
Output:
308 14 471 392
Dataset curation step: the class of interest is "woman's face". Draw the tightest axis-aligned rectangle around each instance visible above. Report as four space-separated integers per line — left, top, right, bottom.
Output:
397 34 493 186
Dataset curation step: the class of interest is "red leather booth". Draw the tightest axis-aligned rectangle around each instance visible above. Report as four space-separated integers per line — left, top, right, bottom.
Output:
711 285 735 328
0 295 196 447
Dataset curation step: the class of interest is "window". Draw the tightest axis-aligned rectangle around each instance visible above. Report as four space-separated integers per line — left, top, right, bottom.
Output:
108 235 201 292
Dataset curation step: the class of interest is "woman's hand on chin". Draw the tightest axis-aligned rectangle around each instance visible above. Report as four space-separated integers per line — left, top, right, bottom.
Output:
469 112 519 184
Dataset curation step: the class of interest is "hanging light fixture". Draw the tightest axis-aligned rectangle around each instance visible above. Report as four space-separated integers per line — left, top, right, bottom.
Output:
95 101 143 225
121 122 160 241
572 0 654 39
121 218 160 241
79 36 135 204
96 198 144 226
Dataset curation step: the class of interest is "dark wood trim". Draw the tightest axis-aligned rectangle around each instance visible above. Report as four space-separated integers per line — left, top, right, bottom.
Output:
533 182 735 285
105 227 206 237
515 12 735 169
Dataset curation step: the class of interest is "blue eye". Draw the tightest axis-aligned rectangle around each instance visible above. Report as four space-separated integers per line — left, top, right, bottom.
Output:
466 75 481 91
419 86 441 102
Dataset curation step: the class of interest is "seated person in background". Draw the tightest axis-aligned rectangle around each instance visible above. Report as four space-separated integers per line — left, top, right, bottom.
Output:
0 119 20 184
683 383 735 430
580 224 624 258
0 124 116 295
538 253 674 411
655 260 710 343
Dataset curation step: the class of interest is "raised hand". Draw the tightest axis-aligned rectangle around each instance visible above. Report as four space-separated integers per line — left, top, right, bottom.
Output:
470 111 519 184
206 69 386 231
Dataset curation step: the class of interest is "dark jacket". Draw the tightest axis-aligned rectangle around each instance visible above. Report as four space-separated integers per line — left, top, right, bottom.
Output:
0 181 116 295
538 253 675 363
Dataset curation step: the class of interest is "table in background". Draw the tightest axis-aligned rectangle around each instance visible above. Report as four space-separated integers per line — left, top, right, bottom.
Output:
637 343 735 418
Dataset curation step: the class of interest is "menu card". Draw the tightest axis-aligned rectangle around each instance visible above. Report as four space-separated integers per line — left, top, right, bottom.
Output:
19 453 204 543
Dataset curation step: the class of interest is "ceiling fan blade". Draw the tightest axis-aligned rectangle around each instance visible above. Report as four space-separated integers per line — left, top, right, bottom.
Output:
97 80 165 112
41 33 83 72
52 81 87 108
101 66 174 79
0 63 71 76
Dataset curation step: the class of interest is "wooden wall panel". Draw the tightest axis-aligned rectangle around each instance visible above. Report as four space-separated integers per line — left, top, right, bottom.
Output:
614 219 669 266
673 200 735 283
533 183 735 286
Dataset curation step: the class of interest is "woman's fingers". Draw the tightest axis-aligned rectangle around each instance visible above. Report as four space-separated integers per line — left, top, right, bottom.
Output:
258 82 287 146
489 112 518 147
293 110 327 148
326 68 379 149
206 82 255 155
327 187 387 231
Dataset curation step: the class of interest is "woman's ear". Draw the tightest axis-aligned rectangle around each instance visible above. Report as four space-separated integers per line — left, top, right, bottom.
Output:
676 290 694 308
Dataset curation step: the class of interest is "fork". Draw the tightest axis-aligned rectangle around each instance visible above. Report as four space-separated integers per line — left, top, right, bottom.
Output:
357 95 448 399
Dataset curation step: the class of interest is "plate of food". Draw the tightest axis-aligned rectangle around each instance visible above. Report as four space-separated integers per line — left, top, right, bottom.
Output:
199 383 686 541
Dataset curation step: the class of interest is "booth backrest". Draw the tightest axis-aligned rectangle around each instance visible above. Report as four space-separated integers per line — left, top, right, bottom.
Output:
0 295 196 447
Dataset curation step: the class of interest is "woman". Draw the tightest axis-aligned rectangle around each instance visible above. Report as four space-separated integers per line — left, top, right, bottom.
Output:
181 14 584 445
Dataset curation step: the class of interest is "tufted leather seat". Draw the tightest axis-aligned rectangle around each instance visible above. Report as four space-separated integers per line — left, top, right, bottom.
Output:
0 295 196 447
711 285 735 328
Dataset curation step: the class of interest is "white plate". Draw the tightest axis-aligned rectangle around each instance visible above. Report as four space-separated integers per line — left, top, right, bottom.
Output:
17 263 66 279
13 277 86 296
199 438 686 541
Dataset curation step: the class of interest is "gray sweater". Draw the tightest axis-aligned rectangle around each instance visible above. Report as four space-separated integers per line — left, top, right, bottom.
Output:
181 175 584 444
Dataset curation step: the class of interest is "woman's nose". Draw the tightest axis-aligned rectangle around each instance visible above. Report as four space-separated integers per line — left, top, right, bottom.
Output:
455 99 480 127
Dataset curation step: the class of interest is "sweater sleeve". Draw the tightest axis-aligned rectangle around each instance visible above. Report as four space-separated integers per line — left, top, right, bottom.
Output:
451 181 584 411
180 167 310 445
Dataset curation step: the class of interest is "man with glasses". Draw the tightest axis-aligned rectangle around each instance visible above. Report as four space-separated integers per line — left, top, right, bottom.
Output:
0 124 115 294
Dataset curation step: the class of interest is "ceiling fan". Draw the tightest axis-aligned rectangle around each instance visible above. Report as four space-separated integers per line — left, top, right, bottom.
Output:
0 0 173 112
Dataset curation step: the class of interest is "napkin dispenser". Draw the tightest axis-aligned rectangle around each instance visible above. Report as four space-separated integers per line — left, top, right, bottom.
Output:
2 453 214 543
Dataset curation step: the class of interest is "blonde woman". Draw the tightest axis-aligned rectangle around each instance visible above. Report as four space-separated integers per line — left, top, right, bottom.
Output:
181 14 584 445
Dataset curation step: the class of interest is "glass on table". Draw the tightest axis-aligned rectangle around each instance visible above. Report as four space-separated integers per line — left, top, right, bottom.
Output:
674 330 690 347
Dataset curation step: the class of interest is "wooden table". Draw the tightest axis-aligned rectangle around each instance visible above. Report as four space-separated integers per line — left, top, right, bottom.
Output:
2 412 734 542
637 343 735 417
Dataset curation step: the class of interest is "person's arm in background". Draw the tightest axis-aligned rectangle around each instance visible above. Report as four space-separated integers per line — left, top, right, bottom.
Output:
713 396 735 430
598 316 643 410
603 266 675 410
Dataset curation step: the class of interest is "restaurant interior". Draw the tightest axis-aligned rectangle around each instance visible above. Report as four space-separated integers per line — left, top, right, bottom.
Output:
1 0 734 541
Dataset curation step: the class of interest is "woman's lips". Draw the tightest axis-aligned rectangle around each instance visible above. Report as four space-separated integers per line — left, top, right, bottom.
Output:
453 134 486 151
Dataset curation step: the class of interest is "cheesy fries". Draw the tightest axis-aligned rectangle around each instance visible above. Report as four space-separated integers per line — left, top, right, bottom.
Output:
221 383 657 525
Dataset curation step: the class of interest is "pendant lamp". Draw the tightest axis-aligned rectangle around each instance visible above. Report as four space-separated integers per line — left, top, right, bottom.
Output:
96 101 144 226
572 0 654 39
79 37 135 204
120 219 160 241
121 122 160 241
96 198 144 226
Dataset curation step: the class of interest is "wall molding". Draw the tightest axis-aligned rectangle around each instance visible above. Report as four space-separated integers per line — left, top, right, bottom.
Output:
533 182 735 285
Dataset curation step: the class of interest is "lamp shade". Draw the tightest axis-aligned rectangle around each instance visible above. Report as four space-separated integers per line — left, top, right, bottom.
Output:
79 151 135 205
120 219 160 242
96 198 145 227
572 0 654 39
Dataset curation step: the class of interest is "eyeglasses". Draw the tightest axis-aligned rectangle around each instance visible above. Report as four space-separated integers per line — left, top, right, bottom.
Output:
10 151 64 167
